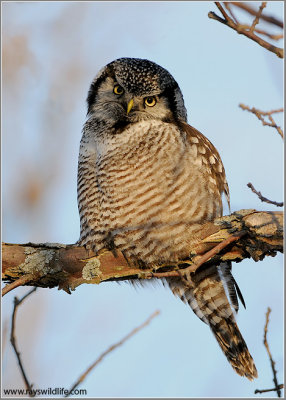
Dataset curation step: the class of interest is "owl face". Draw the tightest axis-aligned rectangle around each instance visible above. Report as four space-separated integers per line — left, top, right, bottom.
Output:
86 58 187 127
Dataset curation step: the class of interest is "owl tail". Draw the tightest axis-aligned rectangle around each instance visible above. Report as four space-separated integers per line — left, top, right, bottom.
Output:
209 313 258 380
167 263 258 380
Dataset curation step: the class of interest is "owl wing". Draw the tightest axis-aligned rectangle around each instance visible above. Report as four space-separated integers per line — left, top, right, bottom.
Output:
180 121 230 212
168 122 256 379
180 121 246 307
77 127 103 252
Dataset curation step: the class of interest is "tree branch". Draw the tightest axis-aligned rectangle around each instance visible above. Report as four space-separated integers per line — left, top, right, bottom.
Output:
239 104 284 139
10 288 37 396
65 310 160 397
255 384 284 395
263 308 282 397
208 2 284 59
247 183 283 208
249 2 267 34
2 273 40 297
2 209 283 296
229 2 283 28
255 308 284 397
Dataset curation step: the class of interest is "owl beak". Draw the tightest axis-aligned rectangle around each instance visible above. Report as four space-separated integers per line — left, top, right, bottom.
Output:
126 99 134 115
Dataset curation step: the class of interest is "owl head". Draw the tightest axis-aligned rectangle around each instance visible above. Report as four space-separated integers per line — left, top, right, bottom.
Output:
86 58 187 125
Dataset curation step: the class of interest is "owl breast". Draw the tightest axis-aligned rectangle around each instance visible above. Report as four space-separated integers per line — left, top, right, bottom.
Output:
78 119 222 263
78 58 257 381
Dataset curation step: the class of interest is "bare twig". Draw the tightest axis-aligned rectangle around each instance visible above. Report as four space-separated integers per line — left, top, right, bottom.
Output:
247 183 283 208
239 104 284 139
249 2 267 33
255 308 283 397
255 384 284 395
223 1 239 24
10 288 37 397
65 310 160 397
264 308 281 397
208 2 284 58
253 28 283 41
218 23 283 40
229 2 283 28
216 1 230 21
223 2 239 24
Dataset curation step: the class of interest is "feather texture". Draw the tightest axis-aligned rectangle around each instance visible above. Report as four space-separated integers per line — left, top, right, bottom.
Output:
77 57 257 380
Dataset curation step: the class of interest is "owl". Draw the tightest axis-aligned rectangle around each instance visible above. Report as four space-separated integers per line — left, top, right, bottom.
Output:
77 57 257 380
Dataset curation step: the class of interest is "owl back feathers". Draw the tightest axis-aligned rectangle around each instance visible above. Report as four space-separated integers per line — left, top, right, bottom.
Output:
180 122 230 211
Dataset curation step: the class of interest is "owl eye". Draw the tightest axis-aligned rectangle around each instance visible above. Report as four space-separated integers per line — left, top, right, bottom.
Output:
113 84 124 95
144 96 157 107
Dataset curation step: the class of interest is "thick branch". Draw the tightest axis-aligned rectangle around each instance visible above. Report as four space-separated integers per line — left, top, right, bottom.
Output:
2 209 283 295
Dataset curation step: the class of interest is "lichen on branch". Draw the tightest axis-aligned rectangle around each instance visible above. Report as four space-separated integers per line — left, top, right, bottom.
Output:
2 209 283 296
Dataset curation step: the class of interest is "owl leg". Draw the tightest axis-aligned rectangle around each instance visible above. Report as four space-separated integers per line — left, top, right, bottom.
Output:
120 250 149 270
104 231 119 258
167 263 258 380
75 238 98 257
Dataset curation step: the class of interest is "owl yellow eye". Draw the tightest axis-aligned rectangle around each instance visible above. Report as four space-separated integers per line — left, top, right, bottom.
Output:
144 96 157 107
113 84 124 95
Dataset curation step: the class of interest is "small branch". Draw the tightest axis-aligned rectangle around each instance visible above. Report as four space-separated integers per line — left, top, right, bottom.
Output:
253 28 283 41
255 384 284 395
247 183 283 208
239 104 284 139
249 2 267 33
264 308 281 397
259 308 282 397
215 1 230 22
223 2 239 24
2 273 39 297
2 210 283 295
65 310 160 397
10 288 37 396
229 2 283 28
208 2 284 58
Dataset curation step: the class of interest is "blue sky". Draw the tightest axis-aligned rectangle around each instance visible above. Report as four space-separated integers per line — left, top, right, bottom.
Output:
2 1 283 398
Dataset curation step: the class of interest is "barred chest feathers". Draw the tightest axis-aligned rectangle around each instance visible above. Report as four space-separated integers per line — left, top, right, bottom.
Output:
78 117 223 263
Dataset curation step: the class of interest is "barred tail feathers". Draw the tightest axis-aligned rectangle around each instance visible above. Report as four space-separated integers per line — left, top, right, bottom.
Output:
210 315 258 380
167 263 257 380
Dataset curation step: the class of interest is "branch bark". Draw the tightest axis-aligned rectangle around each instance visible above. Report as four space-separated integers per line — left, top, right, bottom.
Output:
2 209 283 296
